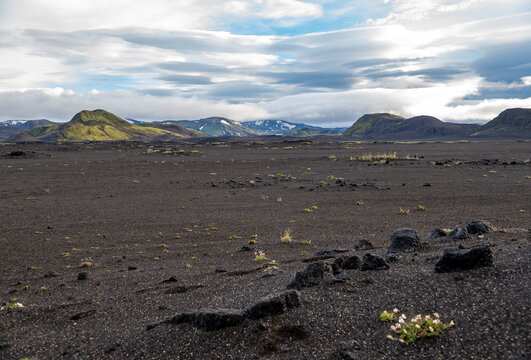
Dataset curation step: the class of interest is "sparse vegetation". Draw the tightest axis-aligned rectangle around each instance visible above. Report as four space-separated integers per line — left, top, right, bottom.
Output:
383 311 454 344
280 228 293 243
254 250 267 261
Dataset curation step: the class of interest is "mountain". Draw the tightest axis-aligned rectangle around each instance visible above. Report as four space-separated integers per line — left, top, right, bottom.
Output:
23 109 198 141
138 122 204 137
470 108 531 138
343 113 405 136
284 128 342 137
10 131 42 142
344 113 481 139
0 119 58 140
172 117 260 137
241 120 317 134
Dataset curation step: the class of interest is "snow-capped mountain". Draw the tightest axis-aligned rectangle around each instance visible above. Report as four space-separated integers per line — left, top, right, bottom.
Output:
241 119 323 135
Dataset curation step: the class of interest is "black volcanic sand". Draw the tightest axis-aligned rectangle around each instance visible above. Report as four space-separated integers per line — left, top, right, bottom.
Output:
0 140 529 359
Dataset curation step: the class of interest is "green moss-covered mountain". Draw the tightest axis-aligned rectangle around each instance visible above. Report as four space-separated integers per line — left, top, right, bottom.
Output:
172 117 260 137
470 108 531 138
284 128 342 136
24 110 203 141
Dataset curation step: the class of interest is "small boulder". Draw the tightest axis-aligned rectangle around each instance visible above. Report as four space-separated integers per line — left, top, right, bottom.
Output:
426 228 447 241
360 253 389 271
447 226 468 240
337 339 362 360
388 228 420 254
44 270 60 278
466 220 495 235
341 255 360 270
434 244 493 273
354 239 373 251
287 261 328 289
188 309 246 331
246 290 301 319
77 272 88 280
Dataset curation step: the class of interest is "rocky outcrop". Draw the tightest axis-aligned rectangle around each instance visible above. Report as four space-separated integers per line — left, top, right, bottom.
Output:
434 244 493 273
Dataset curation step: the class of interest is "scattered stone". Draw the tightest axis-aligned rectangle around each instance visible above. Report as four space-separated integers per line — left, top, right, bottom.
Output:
447 226 468 240
454 274 466 281
385 252 400 262
337 339 362 360
70 309 96 320
327 272 349 285
434 244 493 273
423 183 431 187
215 267 227 273
261 268 283 278
387 228 421 254
246 290 301 319
128 266 137 271
161 276 178 283
314 249 349 256
466 220 495 235
77 272 88 280
354 239 373 251
238 246 254 252
287 261 328 289
341 256 360 270
360 253 389 271
44 270 60 278
150 290 301 331
426 228 447 241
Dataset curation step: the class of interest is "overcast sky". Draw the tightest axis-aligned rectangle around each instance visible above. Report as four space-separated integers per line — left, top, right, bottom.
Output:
0 0 530 125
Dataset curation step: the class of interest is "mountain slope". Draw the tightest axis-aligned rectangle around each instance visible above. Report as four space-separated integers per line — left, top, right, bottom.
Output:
25 109 192 141
344 113 481 139
470 108 531 138
0 119 58 140
344 113 405 136
138 122 205 137
241 120 321 134
173 117 260 137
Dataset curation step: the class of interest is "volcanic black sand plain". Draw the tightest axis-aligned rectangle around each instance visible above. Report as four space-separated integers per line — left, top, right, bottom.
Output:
0 139 529 359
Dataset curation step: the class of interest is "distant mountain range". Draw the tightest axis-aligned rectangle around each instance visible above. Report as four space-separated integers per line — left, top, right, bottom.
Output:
344 108 530 140
2 108 529 142
11 110 203 142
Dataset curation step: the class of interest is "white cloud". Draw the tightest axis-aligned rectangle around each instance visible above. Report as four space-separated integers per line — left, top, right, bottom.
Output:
0 88 269 122
257 0 322 19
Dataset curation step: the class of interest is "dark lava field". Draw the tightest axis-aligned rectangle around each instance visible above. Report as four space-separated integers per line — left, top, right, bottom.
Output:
0 140 529 359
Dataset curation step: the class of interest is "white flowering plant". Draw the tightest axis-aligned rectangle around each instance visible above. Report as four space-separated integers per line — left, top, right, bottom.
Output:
382 310 454 344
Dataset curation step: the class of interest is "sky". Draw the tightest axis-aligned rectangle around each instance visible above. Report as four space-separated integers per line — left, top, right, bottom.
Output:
0 0 530 126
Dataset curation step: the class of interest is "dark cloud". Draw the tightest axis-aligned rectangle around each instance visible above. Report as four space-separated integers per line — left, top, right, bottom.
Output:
155 61 228 73
262 71 355 89
472 41 531 83
462 85 531 100
206 81 277 100
159 74 213 85
362 67 467 81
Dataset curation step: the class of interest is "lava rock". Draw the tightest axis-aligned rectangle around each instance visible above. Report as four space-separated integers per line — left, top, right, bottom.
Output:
360 253 389 271
466 220 495 235
447 226 468 240
354 239 373 250
246 290 301 319
183 309 246 331
434 244 493 273
426 228 447 241
77 272 88 280
128 266 137 271
44 270 60 278
314 249 349 256
341 256 360 270
287 261 328 289
337 339 362 359
214 267 227 273
388 228 421 253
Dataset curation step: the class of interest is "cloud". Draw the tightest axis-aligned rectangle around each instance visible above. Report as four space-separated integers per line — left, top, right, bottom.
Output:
0 88 269 122
0 1 530 125
159 75 213 85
